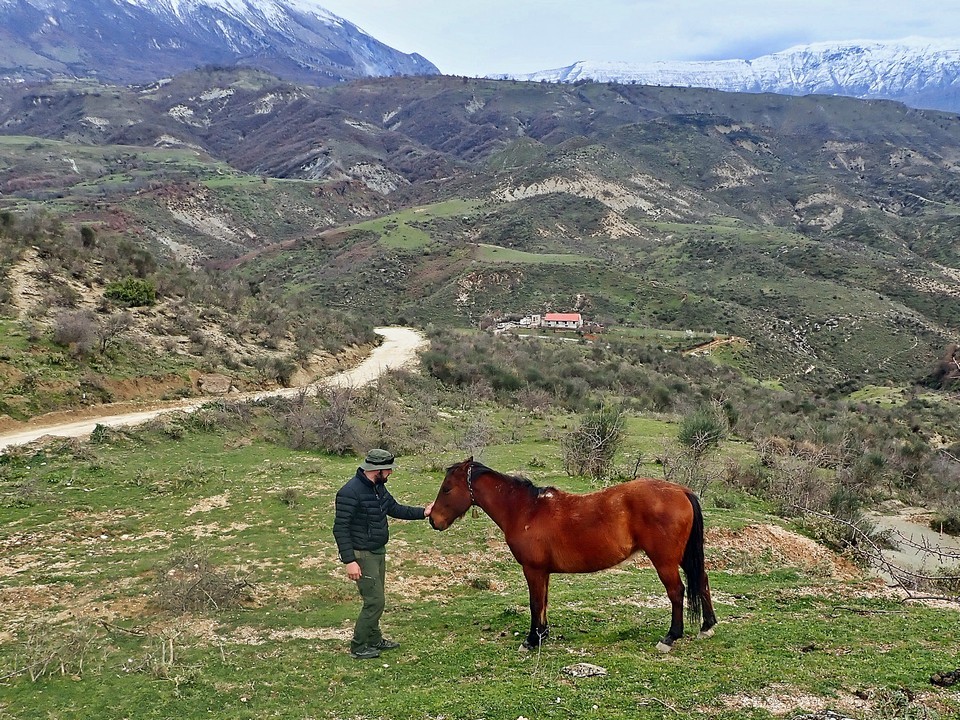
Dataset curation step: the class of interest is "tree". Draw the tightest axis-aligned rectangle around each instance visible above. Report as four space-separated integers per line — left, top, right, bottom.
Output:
52 310 97 357
662 406 728 496
80 225 96 249
97 311 133 354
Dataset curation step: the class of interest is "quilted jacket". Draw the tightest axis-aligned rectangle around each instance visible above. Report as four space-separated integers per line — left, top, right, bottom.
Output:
333 469 425 564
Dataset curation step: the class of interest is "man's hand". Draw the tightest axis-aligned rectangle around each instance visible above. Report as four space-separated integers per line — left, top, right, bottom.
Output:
424 502 434 517
345 561 362 581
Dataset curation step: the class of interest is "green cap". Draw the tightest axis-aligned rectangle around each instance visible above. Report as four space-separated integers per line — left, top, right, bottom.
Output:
361 448 396 471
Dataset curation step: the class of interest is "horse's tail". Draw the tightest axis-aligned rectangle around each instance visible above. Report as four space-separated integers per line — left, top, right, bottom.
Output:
680 491 705 627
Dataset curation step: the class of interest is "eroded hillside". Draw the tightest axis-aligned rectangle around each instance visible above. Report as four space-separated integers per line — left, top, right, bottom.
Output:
0 71 958 394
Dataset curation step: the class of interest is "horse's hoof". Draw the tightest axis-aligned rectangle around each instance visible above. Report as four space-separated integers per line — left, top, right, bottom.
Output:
519 643 531 652
699 627 715 639
656 641 674 654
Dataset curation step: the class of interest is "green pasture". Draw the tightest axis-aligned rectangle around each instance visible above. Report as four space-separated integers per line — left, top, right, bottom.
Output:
349 199 482 249
475 243 596 265
847 385 908 407
0 407 957 720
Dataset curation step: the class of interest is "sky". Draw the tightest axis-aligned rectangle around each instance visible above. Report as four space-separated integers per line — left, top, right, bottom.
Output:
315 0 960 76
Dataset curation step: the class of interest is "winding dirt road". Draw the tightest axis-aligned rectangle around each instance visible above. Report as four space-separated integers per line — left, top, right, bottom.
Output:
0 326 427 452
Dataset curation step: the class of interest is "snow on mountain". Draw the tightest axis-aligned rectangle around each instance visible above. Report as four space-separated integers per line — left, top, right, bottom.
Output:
493 38 960 113
0 0 439 85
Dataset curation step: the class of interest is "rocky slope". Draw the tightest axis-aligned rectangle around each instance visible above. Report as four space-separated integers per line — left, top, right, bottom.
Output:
0 0 439 85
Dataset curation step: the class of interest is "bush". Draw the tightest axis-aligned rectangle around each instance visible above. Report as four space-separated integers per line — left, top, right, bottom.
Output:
678 408 726 455
52 310 97 356
561 403 625 482
104 277 156 306
930 513 960 537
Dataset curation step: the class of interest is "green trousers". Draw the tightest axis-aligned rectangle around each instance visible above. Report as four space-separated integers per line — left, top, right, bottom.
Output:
351 547 386 652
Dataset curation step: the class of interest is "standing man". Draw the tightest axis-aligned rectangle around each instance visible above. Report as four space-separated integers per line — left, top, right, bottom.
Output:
333 448 434 659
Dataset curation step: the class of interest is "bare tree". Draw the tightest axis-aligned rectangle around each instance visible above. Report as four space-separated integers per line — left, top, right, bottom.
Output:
97 311 133 354
457 415 495 459
52 310 97 357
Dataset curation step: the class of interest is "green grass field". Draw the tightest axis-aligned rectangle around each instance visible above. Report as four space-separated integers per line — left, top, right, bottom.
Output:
348 199 482 250
475 244 596 265
1 407 957 720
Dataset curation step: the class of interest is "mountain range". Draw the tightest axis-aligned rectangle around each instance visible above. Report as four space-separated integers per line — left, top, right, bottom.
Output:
2 1 960 114
494 38 960 113
0 0 438 85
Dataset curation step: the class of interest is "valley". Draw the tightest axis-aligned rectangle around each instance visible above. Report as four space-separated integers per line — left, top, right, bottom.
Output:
0 66 958 720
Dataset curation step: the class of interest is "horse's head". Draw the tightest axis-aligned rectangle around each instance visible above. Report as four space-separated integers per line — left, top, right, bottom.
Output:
429 457 476 531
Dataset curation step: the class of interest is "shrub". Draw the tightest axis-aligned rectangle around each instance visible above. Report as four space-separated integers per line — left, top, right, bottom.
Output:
678 408 726 456
561 403 625 482
52 310 97 356
104 277 156 306
79 225 96 248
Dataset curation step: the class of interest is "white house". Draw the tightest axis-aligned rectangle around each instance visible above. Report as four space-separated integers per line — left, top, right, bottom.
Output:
542 312 583 330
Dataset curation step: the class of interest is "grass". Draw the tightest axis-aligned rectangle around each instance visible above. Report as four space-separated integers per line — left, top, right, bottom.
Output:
847 385 908 407
1 410 958 720
348 199 482 250
475 243 596 265
0 320 201 420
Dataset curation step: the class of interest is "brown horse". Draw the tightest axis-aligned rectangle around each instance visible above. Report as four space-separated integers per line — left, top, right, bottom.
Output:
429 458 717 652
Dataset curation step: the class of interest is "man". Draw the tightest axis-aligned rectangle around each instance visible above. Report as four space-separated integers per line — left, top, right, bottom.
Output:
333 448 434 659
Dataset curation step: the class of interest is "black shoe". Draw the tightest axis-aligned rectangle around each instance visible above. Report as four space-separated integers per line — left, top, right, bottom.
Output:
375 638 400 650
350 645 381 659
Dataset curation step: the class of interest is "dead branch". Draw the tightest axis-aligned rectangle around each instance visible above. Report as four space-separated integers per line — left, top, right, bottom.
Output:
793 505 960 605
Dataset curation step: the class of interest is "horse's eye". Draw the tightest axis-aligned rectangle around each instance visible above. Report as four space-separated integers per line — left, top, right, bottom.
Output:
441 486 451 494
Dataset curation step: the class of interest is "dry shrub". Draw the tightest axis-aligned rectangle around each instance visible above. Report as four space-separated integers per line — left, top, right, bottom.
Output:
155 549 254 612
15 621 103 681
52 309 97 357
274 386 359 453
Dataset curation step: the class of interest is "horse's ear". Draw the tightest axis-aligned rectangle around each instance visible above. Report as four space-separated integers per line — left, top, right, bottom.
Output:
466 456 473 464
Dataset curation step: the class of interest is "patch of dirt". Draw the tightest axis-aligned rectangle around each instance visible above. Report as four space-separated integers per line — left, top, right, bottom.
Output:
184 521 252 539
185 493 230 516
494 171 708 221
717 683 868 716
160 616 352 646
707 524 861 579
0 579 149 639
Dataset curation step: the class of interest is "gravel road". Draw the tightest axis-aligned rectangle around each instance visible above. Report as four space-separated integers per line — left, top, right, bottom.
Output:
0 326 427 452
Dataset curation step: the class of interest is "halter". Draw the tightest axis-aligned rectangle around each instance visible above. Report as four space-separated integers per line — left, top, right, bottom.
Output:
465 462 477 505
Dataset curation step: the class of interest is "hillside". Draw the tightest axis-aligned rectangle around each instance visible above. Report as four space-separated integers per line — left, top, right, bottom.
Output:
0 70 958 398
0 379 958 719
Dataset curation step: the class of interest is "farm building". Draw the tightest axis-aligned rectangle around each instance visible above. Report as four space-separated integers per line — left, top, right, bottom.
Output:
541 313 583 329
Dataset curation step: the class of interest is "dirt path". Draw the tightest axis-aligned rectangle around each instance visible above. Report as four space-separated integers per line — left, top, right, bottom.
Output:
0 326 427 452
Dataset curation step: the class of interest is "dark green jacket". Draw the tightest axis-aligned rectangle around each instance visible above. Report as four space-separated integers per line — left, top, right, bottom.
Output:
333 469 425 564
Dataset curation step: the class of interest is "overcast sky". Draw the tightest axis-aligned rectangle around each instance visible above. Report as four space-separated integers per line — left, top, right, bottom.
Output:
316 1 960 76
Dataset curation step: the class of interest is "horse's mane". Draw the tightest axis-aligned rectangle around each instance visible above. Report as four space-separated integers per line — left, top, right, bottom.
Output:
470 462 557 499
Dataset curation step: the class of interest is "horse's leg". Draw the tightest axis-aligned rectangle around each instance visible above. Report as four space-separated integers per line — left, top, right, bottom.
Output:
698 572 718 638
520 566 550 650
653 563 685 653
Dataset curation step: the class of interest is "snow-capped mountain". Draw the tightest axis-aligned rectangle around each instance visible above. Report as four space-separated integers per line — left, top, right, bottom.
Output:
0 0 439 85
494 38 960 113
